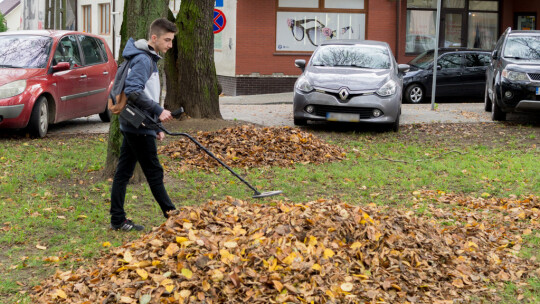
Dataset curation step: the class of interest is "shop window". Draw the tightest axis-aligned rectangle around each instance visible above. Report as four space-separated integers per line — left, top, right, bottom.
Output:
444 0 465 9
82 5 91 33
468 12 497 49
276 1 366 52
99 3 110 35
406 10 436 53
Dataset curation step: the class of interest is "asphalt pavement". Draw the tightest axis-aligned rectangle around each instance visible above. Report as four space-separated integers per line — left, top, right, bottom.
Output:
44 92 540 135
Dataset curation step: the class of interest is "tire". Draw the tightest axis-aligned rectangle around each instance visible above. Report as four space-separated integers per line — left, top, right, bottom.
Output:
99 107 111 122
28 96 49 138
405 84 424 104
484 83 492 112
294 118 307 126
491 92 506 121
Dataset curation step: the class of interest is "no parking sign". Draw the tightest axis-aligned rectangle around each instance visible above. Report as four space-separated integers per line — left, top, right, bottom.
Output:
213 9 226 34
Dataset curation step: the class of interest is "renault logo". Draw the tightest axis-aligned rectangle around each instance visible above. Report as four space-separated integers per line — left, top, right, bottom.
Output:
338 88 349 101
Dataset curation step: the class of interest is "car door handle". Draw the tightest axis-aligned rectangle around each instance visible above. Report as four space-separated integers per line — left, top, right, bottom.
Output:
103 71 109 75
80 75 87 79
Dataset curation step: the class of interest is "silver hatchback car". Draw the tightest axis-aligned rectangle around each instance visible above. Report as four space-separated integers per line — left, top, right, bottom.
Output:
293 40 409 131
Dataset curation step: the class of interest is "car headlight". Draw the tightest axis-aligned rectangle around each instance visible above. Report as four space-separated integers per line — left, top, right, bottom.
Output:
0 80 27 99
295 76 313 93
376 79 397 97
502 69 528 81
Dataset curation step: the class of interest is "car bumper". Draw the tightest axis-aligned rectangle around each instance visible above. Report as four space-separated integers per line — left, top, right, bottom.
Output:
293 89 401 123
0 92 33 129
498 80 540 112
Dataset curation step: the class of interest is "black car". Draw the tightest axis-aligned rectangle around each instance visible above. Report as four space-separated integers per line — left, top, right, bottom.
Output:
403 48 491 103
485 27 540 121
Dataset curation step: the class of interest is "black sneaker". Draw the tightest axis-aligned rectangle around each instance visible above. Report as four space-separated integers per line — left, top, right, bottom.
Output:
111 219 144 231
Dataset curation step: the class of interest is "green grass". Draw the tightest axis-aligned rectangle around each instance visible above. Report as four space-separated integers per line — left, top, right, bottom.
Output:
0 124 539 303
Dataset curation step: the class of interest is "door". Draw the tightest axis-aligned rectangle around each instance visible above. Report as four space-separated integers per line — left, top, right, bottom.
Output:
52 35 88 121
77 35 111 114
462 52 490 97
433 53 464 97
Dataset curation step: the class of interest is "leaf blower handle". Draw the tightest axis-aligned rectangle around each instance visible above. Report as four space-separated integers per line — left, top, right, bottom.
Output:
171 107 185 118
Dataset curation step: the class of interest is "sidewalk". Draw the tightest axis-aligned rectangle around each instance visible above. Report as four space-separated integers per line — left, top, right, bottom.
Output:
219 92 493 127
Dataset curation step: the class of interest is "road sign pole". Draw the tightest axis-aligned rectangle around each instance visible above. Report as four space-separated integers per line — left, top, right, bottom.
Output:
431 0 442 111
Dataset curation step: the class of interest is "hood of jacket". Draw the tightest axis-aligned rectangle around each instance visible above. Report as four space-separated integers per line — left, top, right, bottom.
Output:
122 38 161 62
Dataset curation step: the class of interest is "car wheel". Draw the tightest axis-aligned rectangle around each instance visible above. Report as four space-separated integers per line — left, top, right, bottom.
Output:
28 96 49 138
405 84 424 104
99 107 111 122
491 93 506 121
294 118 307 126
484 83 492 112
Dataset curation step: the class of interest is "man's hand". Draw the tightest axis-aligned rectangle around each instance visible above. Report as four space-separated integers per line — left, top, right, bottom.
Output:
157 131 165 141
159 109 173 122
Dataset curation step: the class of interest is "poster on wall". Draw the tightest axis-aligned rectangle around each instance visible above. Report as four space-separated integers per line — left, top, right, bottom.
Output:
276 12 365 52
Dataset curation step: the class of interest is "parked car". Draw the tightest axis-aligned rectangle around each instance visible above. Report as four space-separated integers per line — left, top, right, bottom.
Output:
293 40 409 131
484 27 540 121
0 30 117 137
403 48 491 103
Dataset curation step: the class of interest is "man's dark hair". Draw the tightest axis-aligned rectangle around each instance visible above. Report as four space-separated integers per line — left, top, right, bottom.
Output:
149 18 177 38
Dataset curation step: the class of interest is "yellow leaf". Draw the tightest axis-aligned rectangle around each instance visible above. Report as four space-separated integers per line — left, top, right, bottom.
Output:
102 242 111 247
181 268 193 279
116 266 127 273
282 252 297 265
56 289 67 299
273 280 284 292
481 192 491 198
165 243 179 256
136 269 148 280
176 237 188 243
152 260 161 267
350 242 362 249
307 236 317 246
161 278 175 293
323 249 335 259
312 264 322 271
452 278 464 288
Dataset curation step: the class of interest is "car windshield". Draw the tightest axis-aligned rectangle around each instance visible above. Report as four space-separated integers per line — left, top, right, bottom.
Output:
408 51 435 69
311 45 391 69
0 35 53 68
503 35 540 61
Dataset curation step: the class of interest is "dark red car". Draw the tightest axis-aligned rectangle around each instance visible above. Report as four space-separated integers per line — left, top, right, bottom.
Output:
0 30 117 137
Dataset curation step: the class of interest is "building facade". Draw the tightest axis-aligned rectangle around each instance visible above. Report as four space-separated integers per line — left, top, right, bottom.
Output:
215 0 540 95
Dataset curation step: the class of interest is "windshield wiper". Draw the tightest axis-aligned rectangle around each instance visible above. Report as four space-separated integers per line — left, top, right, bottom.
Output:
505 56 527 60
0 64 18 68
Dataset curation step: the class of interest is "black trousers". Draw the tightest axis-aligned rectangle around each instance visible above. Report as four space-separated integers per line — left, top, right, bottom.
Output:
110 131 175 226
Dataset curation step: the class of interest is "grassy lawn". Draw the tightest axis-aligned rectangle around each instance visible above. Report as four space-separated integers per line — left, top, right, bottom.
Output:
0 121 539 303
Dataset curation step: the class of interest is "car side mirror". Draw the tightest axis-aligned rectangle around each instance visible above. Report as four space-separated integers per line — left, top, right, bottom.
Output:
52 62 70 72
491 50 499 60
398 64 410 74
295 59 306 72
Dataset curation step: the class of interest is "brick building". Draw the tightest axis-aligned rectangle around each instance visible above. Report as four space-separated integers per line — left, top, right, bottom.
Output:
215 0 540 95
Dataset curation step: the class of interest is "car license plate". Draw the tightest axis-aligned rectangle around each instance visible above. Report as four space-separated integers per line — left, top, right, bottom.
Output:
326 112 360 122
536 87 540 95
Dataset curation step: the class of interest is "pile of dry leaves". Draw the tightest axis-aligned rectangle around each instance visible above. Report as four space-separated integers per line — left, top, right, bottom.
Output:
158 125 346 171
33 196 538 303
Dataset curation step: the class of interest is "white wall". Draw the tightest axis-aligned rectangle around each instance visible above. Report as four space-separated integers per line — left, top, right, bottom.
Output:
77 0 123 59
214 0 237 77
5 4 22 31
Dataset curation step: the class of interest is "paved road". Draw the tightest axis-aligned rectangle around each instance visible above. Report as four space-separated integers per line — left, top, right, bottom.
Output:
43 92 538 135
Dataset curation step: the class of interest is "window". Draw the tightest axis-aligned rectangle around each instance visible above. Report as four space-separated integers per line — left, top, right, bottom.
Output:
99 3 110 35
438 54 462 69
95 38 109 62
54 35 82 67
464 53 490 67
79 35 104 65
82 5 91 33
276 0 366 52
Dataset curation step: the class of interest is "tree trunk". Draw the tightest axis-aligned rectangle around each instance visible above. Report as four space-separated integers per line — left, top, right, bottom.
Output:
164 0 221 119
103 0 169 182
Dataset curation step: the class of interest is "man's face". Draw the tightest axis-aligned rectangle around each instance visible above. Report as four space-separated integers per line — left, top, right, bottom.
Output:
152 32 175 54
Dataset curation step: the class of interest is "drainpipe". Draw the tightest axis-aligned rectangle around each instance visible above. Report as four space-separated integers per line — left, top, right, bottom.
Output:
396 0 401 61
112 0 116 60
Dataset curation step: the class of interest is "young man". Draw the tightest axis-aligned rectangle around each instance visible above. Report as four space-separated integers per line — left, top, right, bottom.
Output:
110 18 177 231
